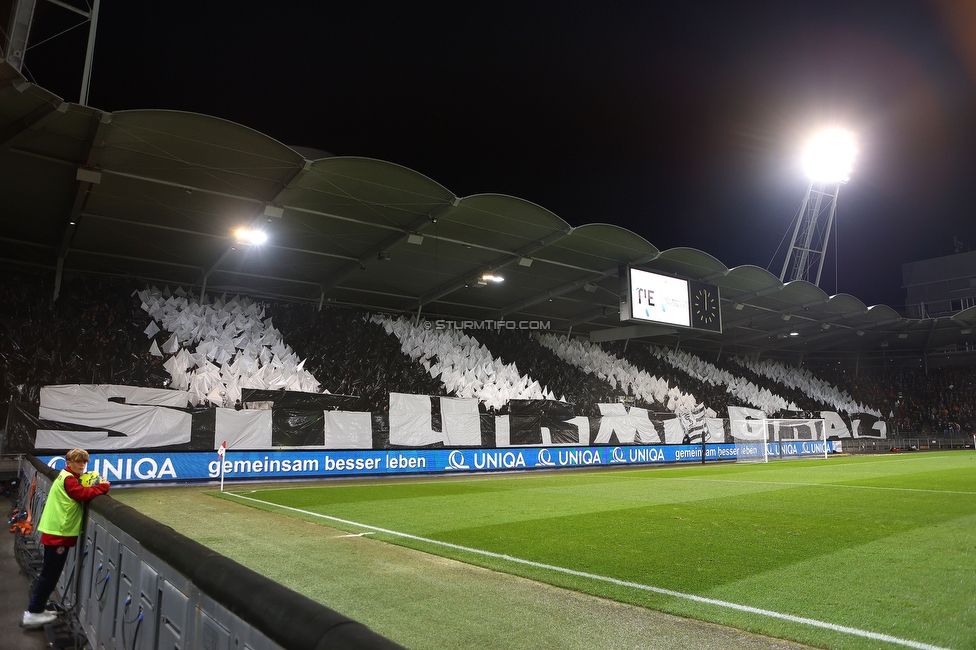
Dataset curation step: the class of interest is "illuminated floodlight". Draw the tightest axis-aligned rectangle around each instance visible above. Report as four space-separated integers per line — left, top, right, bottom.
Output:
235 228 268 245
802 129 856 183
481 273 504 283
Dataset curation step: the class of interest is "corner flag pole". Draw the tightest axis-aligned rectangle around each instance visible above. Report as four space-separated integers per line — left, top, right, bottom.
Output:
218 441 227 492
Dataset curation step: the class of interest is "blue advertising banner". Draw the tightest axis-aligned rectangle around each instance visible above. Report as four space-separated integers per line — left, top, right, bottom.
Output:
37 441 839 484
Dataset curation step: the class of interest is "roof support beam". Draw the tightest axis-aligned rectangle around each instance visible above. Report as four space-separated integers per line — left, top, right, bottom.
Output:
96 169 436 239
53 111 112 301
923 317 939 355
0 98 64 151
69 249 204 271
726 304 870 347
415 224 570 310
82 212 228 239
760 317 904 355
589 323 677 343
102 169 267 205
565 304 619 329
199 159 317 301
0 236 52 248
4 1 37 73
500 252 655 318
321 202 457 295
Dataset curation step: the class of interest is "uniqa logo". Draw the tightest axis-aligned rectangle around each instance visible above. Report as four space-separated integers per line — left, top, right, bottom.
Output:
557 449 602 466
447 450 470 470
46 457 66 470
535 449 556 467
472 451 526 469
92 457 178 481
610 447 627 464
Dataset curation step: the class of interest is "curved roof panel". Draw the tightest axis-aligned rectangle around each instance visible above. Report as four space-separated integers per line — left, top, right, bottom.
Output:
647 247 728 280
716 265 782 295
103 110 306 198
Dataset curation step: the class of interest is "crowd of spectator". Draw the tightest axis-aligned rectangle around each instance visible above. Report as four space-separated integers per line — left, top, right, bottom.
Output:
272 304 448 412
467 327 626 415
822 366 976 435
734 356 878 416
536 332 686 412
0 269 168 409
2 268 975 434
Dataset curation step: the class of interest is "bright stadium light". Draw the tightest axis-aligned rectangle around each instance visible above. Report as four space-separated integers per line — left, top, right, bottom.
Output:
801 129 856 183
780 128 856 287
235 228 268 245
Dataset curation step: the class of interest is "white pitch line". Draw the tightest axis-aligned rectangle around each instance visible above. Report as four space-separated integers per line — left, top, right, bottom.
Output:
226 492 951 650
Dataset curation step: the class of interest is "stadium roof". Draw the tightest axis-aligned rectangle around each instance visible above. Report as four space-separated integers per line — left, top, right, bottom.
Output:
2 61 974 364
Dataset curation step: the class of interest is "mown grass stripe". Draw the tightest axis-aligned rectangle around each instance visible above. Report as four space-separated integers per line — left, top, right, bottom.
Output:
660 477 976 495
227 491 951 650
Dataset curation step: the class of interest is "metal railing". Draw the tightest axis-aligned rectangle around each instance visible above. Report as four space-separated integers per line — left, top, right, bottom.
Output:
841 437 974 453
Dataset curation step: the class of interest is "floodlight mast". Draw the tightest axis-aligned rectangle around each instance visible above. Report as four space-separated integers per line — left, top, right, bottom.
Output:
4 0 101 106
779 129 855 287
779 179 841 286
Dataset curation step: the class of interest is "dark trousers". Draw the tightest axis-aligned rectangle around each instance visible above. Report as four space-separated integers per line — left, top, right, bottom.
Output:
28 545 71 613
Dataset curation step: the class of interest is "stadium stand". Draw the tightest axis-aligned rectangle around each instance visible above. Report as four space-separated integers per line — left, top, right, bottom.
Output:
4 269 975 439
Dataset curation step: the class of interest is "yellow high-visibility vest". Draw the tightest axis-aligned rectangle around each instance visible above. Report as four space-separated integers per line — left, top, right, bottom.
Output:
37 470 84 537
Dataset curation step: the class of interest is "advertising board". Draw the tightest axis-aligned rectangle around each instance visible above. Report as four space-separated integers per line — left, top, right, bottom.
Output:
37 441 841 483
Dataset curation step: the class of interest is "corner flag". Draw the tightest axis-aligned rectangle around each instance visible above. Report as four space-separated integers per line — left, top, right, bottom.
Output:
218 441 227 491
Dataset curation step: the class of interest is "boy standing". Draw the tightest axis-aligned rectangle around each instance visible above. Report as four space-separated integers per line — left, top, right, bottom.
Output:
22 448 110 629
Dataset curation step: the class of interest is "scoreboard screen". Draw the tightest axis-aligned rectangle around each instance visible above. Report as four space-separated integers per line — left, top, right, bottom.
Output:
627 268 690 326
622 267 722 333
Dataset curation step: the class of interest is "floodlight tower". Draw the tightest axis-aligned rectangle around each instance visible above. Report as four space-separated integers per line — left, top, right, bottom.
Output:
3 0 102 106
779 129 856 286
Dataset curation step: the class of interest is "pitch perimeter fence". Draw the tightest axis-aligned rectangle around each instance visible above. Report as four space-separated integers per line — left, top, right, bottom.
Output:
842 436 974 453
14 455 403 650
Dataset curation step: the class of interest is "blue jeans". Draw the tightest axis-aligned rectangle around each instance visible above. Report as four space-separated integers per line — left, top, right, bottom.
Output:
28 545 71 613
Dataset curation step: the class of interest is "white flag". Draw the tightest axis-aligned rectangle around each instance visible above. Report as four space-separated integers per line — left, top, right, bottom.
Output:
217 440 227 458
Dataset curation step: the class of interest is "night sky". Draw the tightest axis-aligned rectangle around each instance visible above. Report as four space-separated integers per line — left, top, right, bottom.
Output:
15 0 976 311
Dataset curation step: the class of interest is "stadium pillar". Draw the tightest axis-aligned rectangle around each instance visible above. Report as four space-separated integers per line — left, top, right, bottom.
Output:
53 256 64 303
79 0 101 106
5 0 38 73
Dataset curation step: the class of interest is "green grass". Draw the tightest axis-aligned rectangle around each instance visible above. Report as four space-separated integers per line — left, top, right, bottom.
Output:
217 452 976 650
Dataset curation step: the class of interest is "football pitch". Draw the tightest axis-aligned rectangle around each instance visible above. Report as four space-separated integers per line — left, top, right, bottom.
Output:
116 452 976 649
